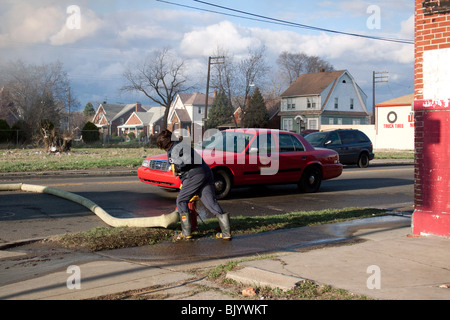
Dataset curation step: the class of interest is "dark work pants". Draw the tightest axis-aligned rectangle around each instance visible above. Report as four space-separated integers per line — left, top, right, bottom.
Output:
177 167 224 217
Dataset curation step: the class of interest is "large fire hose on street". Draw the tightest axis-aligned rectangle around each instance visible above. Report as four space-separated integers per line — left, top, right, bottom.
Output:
0 183 179 228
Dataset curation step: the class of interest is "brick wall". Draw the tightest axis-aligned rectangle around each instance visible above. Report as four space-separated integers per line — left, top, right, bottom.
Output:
415 0 450 99
414 0 450 237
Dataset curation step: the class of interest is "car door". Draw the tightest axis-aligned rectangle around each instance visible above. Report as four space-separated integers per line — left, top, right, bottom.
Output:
276 133 307 183
338 130 358 163
322 131 345 158
242 132 277 184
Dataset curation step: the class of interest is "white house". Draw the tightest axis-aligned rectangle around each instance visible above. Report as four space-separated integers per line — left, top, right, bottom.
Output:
167 92 213 141
279 70 369 132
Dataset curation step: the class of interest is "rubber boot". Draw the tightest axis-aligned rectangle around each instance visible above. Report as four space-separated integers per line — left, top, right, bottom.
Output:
179 212 192 239
216 213 231 240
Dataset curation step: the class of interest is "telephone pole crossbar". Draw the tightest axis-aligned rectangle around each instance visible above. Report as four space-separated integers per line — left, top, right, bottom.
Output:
204 56 225 121
372 71 389 124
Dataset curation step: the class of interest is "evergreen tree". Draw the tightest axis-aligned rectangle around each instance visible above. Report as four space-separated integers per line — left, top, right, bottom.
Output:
243 87 269 128
205 91 234 129
83 102 95 117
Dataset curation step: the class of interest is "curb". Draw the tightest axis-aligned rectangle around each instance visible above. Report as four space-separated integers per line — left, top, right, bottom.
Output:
226 266 306 292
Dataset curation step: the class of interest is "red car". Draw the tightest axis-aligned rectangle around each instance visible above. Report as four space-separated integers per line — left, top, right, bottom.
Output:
138 129 342 199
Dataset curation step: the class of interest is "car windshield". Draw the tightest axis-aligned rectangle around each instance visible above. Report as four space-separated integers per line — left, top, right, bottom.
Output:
305 132 328 146
200 131 254 153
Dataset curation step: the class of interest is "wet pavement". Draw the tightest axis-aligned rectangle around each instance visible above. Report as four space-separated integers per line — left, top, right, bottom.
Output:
97 214 411 266
0 213 427 300
1 211 450 301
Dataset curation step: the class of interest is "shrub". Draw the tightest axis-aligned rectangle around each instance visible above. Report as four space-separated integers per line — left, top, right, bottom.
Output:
82 121 100 143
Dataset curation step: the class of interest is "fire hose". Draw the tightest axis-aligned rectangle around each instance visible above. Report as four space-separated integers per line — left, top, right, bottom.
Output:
0 183 179 228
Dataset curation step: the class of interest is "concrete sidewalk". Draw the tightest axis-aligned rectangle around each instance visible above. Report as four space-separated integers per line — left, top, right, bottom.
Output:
1 214 449 300
227 223 450 300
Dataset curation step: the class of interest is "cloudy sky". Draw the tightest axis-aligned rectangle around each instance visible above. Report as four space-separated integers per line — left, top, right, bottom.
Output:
0 0 414 110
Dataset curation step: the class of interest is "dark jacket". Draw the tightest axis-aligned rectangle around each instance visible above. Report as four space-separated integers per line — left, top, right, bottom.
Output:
167 141 209 181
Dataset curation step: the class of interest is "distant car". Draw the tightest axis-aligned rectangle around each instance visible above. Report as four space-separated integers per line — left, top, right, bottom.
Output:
305 129 374 168
138 129 343 199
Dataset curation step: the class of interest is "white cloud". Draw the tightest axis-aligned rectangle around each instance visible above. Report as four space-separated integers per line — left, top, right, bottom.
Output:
180 21 262 57
400 15 414 39
0 3 102 47
50 8 103 46
0 5 61 47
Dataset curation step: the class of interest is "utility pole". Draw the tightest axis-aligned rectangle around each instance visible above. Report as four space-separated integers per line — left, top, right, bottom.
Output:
68 87 71 133
204 56 225 121
372 71 388 124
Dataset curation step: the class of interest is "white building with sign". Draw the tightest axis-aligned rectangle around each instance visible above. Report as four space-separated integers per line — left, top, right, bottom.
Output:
375 94 414 150
320 93 414 150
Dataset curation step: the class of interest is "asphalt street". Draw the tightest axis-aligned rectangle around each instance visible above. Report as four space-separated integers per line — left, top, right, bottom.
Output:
0 163 413 243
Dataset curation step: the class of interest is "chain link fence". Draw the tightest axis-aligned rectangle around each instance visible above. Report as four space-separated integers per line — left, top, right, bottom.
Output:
0 129 157 148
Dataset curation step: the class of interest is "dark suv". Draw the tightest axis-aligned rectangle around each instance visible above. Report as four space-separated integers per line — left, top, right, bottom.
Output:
305 129 374 168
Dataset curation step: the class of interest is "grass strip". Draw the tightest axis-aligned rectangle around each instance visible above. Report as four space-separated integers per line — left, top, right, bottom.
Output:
1 148 413 172
53 207 385 252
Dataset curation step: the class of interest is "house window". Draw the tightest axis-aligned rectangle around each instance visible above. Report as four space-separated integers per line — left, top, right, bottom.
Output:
287 98 295 110
337 118 343 125
352 119 361 125
308 118 318 130
283 118 293 131
329 118 334 125
307 98 316 109
198 106 203 114
334 98 339 109
350 98 354 110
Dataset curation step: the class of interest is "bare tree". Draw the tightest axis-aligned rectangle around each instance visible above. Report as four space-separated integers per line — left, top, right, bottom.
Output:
210 46 268 126
276 52 309 86
0 60 72 142
276 51 335 87
122 48 191 129
238 46 269 108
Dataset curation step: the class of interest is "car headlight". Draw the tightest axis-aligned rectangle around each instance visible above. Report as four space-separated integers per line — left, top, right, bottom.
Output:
142 159 150 168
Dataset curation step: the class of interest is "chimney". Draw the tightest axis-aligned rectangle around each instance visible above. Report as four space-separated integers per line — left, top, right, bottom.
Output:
213 90 217 99
320 68 325 72
136 102 141 112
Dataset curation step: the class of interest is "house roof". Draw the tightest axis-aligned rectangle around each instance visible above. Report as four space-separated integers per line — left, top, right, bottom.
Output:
265 97 281 120
179 92 213 105
96 103 151 123
100 104 127 122
174 109 191 123
147 106 165 124
281 70 346 97
376 93 414 107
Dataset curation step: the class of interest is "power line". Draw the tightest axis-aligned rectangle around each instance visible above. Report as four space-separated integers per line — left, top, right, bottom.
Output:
157 0 414 45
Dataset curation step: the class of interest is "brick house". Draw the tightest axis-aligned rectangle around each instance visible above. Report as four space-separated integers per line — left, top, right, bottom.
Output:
92 102 147 137
222 96 280 129
279 70 369 133
118 106 165 138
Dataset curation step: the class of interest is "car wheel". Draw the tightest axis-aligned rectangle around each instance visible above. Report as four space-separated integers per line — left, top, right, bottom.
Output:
213 169 232 200
357 153 370 168
298 165 322 193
